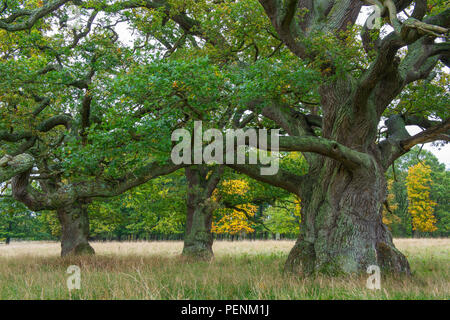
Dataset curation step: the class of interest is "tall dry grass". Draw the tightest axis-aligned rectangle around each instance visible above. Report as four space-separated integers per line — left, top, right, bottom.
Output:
0 239 448 299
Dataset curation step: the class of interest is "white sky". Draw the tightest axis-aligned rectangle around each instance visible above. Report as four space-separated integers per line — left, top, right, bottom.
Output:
406 126 450 168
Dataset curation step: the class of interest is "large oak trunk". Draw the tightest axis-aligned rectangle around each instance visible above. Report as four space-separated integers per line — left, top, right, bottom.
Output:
183 200 214 259
182 166 219 260
285 156 410 275
283 81 411 275
57 203 95 257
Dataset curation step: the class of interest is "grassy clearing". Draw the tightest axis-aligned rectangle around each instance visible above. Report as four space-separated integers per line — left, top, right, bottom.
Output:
0 239 448 300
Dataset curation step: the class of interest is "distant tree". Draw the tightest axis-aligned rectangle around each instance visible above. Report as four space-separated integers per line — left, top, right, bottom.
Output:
0 195 53 243
406 163 438 234
263 196 301 236
0 198 28 244
88 172 187 240
430 167 450 237
382 179 401 230
386 147 449 237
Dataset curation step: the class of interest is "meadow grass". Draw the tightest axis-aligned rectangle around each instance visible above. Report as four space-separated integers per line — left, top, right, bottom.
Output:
0 239 448 300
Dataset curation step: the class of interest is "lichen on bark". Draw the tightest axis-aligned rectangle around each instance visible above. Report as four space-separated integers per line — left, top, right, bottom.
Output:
182 166 221 260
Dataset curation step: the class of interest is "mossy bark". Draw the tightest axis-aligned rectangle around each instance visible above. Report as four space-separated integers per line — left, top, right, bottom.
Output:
182 166 221 260
57 203 95 257
284 82 411 276
0 154 34 183
183 204 215 259
285 158 410 275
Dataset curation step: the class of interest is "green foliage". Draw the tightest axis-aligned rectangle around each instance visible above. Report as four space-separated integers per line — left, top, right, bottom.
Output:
386 148 449 237
385 67 449 121
0 196 55 242
263 196 301 235
88 171 187 239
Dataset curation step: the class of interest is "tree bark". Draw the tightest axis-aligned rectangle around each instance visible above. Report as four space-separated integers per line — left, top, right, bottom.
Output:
283 80 412 276
285 156 410 275
182 166 221 260
57 203 95 256
0 154 34 183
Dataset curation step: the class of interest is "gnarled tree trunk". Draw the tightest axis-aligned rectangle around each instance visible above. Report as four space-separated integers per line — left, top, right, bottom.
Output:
57 203 95 257
247 0 450 277
284 81 411 275
182 166 221 260
0 154 34 183
285 156 410 275
234 77 416 275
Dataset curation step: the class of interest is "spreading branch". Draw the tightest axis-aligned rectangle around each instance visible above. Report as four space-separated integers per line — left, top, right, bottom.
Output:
0 0 71 31
379 115 450 169
0 154 34 183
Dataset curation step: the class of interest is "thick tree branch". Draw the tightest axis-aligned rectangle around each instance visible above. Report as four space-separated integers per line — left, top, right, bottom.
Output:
0 131 32 142
11 168 73 211
227 162 303 197
403 114 441 129
411 0 427 20
358 8 449 110
0 0 71 31
258 0 312 60
0 154 34 183
400 118 450 150
77 161 187 199
281 0 298 30
277 136 372 169
37 114 72 132
379 115 450 169
261 102 316 137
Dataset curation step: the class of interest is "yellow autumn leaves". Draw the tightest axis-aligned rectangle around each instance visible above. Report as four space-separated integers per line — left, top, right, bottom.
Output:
406 163 438 232
382 179 401 226
212 179 257 235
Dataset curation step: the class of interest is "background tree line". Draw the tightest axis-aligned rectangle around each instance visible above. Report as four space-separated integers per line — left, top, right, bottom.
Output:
1 147 448 244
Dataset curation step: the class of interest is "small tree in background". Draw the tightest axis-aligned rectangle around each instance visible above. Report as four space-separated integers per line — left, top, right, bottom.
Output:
382 179 401 230
406 163 438 234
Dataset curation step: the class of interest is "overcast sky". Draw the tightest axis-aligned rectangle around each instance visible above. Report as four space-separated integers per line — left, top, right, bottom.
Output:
406 126 450 168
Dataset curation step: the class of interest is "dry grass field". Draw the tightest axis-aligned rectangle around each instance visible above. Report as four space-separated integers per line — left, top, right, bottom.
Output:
0 239 448 300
